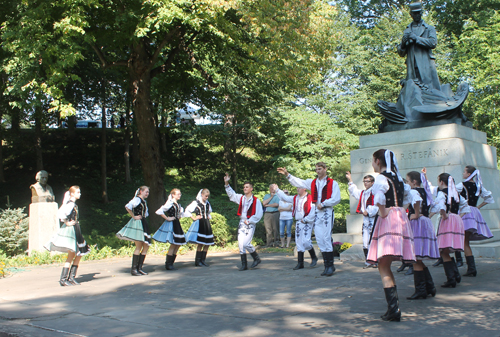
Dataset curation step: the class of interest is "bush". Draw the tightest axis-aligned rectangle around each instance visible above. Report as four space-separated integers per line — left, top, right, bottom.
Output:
0 208 29 257
180 212 233 247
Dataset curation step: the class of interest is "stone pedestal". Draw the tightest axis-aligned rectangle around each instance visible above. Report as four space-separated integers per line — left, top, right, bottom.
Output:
332 124 500 258
28 202 59 254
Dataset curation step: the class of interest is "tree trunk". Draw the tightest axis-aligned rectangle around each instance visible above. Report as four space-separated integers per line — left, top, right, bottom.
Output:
124 83 132 183
130 45 165 230
10 106 20 133
161 115 167 154
101 80 109 204
0 109 4 183
67 115 76 138
232 128 238 189
34 106 44 171
131 119 140 167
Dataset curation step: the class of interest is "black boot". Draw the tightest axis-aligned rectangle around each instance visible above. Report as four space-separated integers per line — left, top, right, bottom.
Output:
464 255 477 277
397 262 410 273
200 250 210 267
195 251 202 267
363 248 368 260
137 254 148 275
455 251 464 267
294 252 305 270
131 255 141 276
165 254 177 270
441 261 457 288
239 254 248 271
67 265 80 285
380 285 396 319
309 248 318 267
404 264 414 276
320 252 328 276
407 270 427 300
432 257 443 267
382 287 401 322
250 251 261 268
423 267 436 297
450 258 461 283
327 251 336 276
59 267 73 286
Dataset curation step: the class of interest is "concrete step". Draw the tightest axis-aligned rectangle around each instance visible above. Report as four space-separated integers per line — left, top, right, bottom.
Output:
471 242 500 258
331 233 363 245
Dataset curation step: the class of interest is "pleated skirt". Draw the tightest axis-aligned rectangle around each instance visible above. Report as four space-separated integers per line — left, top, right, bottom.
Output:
437 213 465 252
462 206 493 241
185 219 215 245
367 207 416 264
152 219 186 245
116 218 151 245
410 216 440 260
45 224 90 256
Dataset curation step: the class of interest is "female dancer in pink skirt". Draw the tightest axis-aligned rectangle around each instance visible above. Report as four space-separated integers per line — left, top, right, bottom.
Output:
428 172 469 288
367 149 415 322
405 171 439 300
456 166 494 277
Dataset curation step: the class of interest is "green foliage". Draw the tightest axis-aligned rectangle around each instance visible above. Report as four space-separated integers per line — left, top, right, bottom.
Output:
0 207 29 257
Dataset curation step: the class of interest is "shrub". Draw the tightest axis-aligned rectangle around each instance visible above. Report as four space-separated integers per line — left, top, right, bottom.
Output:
0 208 29 257
180 212 233 247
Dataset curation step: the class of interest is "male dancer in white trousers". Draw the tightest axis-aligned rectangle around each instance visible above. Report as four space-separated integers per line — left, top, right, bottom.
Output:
224 173 263 271
277 163 341 276
272 184 318 270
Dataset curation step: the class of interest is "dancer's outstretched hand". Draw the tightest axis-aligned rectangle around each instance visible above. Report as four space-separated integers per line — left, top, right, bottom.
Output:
277 167 289 176
421 167 427 175
224 173 231 185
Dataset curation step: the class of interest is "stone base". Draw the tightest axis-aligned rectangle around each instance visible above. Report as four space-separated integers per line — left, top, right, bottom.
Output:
28 202 59 254
379 117 472 133
339 123 500 258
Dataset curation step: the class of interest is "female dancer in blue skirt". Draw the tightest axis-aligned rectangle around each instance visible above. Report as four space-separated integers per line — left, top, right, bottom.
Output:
45 186 90 286
116 186 151 276
153 188 187 270
185 189 215 267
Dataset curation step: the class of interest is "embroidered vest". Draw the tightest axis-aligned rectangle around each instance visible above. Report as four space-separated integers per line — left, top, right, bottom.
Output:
442 188 460 214
237 196 258 219
460 181 479 207
408 187 430 217
66 202 78 221
133 199 147 217
194 200 210 219
166 202 181 218
380 172 404 207
311 177 334 203
292 194 313 218
356 190 374 214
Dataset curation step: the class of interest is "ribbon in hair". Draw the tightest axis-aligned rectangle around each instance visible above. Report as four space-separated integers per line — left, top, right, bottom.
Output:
420 172 434 205
62 191 71 205
447 176 459 205
464 169 483 196
384 150 403 182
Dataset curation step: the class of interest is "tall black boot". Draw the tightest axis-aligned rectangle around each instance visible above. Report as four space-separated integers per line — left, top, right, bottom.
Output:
67 265 80 285
165 254 177 271
239 254 248 271
423 267 436 297
137 254 148 275
250 251 261 268
464 255 477 277
131 255 141 276
320 252 328 276
432 257 443 267
407 270 427 300
308 248 318 267
363 248 368 260
294 252 305 270
60 267 73 286
455 251 464 267
324 251 335 276
200 250 210 267
382 287 401 322
450 258 461 283
195 251 202 267
397 262 410 273
441 261 457 288
380 285 396 320
404 264 414 276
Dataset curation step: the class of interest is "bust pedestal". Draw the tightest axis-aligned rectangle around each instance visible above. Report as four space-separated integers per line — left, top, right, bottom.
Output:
28 202 59 254
334 124 500 259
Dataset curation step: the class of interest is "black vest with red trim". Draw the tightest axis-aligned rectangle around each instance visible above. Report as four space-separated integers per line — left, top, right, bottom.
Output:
442 188 460 214
356 190 374 214
292 194 313 218
460 181 479 207
237 195 258 219
408 187 430 217
311 177 334 203
380 172 404 207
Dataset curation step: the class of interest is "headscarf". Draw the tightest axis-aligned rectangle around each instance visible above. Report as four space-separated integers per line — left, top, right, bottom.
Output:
62 191 71 205
384 150 403 182
134 188 141 197
447 176 459 205
420 172 434 206
196 189 205 204
464 169 483 196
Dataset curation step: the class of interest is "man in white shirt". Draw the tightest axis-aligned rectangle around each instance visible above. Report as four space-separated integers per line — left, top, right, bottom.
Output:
277 162 341 276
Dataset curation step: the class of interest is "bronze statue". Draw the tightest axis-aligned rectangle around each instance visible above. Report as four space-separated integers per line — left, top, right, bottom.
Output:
30 170 55 203
378 2 471 132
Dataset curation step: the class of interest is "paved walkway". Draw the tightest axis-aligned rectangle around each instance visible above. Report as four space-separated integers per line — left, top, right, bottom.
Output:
1 252 499 337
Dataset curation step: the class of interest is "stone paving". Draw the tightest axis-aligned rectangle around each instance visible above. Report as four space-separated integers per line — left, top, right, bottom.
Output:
1 252 500 337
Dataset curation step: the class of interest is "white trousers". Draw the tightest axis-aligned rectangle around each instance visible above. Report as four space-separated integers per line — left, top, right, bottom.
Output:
362 216 376 249
314 208 334 252
238 221 256 254
295 220 313 252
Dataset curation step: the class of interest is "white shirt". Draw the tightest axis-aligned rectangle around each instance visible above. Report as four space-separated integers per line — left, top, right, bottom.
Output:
125 197 149 217
225 184 263 225
372 174 411 207
287 174 341 209
276 189 315 224
185 200 212 219
155 200 185 218
348 183 378 217
58 201 76 222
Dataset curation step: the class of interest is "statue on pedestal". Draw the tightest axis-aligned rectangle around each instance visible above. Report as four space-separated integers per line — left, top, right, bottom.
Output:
378 2 471 132
30 170 55 203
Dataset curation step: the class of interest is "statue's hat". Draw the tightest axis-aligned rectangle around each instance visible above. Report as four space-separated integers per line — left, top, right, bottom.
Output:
409 2 422 12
